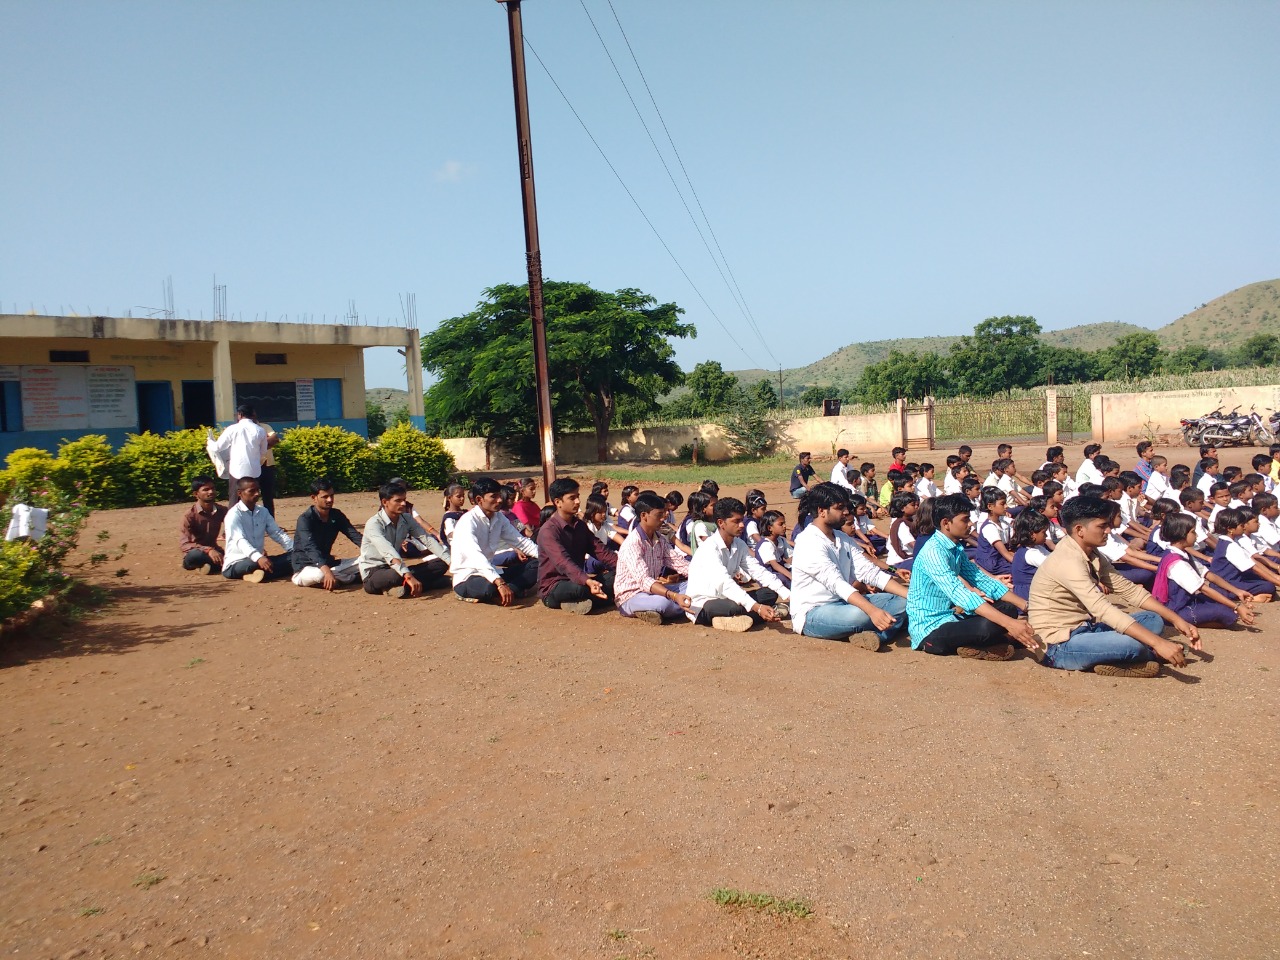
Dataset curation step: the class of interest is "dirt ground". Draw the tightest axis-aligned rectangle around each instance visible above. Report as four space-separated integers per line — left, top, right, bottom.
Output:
2 441 1277 959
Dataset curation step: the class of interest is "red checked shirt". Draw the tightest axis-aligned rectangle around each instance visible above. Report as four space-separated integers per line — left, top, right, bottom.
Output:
614 526 690 607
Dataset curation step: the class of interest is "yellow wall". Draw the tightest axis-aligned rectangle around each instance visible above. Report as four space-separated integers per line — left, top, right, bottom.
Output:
3 337 367 426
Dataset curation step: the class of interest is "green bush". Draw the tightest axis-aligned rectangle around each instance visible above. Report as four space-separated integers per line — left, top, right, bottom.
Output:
0 483 93 623
374 423 456 491
117 429 222 506
275 425 380 495
0 538 42 623
0 447 59 497
51 435 126 509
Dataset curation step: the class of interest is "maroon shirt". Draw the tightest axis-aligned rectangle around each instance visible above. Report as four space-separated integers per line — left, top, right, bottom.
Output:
535 511 616 598
179 502 227 555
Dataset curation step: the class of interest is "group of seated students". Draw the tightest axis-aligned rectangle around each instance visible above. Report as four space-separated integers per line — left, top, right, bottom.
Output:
176 436 1280 678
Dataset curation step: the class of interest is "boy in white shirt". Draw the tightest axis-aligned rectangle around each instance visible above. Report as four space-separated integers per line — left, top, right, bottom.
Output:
914 462 940 501
684 497 789 631
451 477 540 605
1144 455 1172 502
830 449 857 492
1075 445 1104 487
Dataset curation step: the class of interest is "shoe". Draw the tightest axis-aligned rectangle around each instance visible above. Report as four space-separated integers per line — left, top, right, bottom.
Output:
773 602 790 620
710 615 754 633
243 568 266 584
455 593 480 603
853 634 883 651
632 610 664 626
384 585 406 600
1094 660 1161 678
561 599 594 615
957 643 1014 661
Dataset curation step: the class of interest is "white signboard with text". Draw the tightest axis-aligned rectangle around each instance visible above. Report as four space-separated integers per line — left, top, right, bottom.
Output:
295 378 316 420
86 365 138 428
18 364 137 431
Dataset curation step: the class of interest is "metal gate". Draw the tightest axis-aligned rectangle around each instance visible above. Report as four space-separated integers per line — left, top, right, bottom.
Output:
933 397 1048 444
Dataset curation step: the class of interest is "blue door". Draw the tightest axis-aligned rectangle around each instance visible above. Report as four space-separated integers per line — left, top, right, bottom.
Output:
314 378 343 420
136 381 175 434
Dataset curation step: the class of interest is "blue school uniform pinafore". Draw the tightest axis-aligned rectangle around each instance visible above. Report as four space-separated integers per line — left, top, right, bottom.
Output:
975 519 1011 577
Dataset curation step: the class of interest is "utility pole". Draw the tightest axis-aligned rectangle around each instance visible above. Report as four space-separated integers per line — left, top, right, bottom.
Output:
498 0 556 491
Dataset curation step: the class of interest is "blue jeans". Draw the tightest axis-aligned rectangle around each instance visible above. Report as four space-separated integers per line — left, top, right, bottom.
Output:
1044 611 1164 672
802 593 907 643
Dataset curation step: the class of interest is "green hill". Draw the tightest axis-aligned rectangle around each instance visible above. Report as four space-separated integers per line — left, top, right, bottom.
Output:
1157 279 1280 350
733 280 1280 392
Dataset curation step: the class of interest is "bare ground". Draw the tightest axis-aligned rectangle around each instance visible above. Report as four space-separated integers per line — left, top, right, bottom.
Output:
2 444 1277 959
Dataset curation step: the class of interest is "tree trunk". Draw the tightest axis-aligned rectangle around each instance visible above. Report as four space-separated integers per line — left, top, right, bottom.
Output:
588 387 615 463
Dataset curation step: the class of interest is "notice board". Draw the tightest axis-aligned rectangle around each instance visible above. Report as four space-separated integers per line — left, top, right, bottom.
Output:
19 365 138 431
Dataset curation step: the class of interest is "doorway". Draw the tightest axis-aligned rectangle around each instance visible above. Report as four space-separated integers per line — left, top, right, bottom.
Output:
136 381 175 434
182 380 216 429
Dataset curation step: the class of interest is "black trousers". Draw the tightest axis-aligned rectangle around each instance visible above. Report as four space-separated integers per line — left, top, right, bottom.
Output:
920 600 1020 655
182 548 220 572
259 465 277 517
362 558 449 595
694 586 778 626
454 558 539 603
222 553 292 581
542 570 616 608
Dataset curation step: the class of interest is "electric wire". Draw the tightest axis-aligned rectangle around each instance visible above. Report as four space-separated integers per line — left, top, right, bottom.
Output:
521 34 765 370
603 0 769 354
578 0 772 361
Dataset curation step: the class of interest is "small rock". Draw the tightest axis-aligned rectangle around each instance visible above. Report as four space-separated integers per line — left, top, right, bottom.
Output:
603 901 622 913
131 940 149 952
34 844 47 853
61 949 86 959
16 797 33 806
165 936 186 947
195 935 208 947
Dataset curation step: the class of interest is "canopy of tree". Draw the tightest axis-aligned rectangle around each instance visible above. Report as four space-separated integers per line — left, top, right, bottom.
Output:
420 281 693 461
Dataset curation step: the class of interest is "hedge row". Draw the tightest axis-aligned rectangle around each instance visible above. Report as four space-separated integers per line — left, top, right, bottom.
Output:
0 423 457 510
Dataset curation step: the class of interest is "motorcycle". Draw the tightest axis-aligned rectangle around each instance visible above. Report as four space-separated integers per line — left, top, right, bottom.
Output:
1183 405 1253 447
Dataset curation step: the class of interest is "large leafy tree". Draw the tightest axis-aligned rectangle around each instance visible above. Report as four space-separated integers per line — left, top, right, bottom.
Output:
421 281 693 462
853 349 952 403
1098 331 1163 380
949 316 1044 396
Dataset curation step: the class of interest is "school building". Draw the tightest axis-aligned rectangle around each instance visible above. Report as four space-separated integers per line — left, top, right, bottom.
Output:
0 315 424 458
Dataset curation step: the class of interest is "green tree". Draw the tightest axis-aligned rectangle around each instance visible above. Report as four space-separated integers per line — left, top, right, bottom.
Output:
684 360 743 417
1236 333 1280 368
748 379 779 410
854 350 950 403
1162 344 1229 374
1098 331 1163 380
1038 345 1100 385
798 385 834 408
949 316 1044 396
421 281 693 462
365 401 387 439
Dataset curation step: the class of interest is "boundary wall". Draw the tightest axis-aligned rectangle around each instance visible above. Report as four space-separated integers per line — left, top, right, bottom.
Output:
1090 384 1280 443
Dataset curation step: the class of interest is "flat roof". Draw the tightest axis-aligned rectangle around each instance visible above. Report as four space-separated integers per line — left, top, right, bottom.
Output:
0 314 417 349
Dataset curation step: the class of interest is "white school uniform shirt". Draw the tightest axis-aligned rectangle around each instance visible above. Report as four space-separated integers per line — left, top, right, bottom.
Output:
1119 493 1138 526
1144 470 1171 502
1076 459 1104 487
757 537 792 567
1180 508 1212 548
211 418 268 480
915 476 939 500
1196 473 1217 496
684 531 789 621
979 515 1013 549
1208 503 1225 528
1166 548 1208 596
886 520 916 565
449 505 539 586
1045 521 1065 544
1150 527 1171 552
223 500 294 567
1097 531 1130 564
996 474 1019 497
1256 513 1280 548
1062 475 1080 501
1023 544 1051 570
830 462 856 491
1229 498 1246 509
790 525 891 636
1248 532 1272 556
943 472 962 495
1222 535 1258 573
982 472 1001 489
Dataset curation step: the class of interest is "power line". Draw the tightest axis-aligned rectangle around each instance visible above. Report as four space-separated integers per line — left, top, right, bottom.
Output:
521 34 765 370
577 0 772 361
602 0 769 353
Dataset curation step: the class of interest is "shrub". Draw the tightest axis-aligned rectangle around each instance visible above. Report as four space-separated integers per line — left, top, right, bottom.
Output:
0 484 92 623
719 403 776 460
51 435 125 509
0 447 58 497
117 429 222 506
374 423 456 490
0 538 42 622
275 425 379 495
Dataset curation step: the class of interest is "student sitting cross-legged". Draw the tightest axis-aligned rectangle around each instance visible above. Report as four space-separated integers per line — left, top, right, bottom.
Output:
359 482 450 599
684 496 790 632
451 477 540 605
614 492 693 625
1027 496 1200 677
179 475 227 575
291 478 363 590
221 477 294 583
905 494 1036 661
790 483 908 651
1151 513 1255 628
536 477 617 615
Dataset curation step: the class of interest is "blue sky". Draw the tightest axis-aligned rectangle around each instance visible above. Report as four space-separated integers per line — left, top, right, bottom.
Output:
2 1 1276 389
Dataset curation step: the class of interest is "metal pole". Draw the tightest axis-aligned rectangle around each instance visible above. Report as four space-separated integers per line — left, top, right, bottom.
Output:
499 0 556 491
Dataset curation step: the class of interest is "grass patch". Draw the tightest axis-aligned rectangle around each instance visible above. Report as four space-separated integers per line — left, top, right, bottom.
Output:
132 872 165 890
184 657 205 669
78 906 104 917
606 929 629 941
709 887 812 918
90 834 113 846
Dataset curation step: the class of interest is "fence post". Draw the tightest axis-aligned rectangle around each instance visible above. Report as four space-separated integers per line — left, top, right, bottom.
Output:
1045 389 1058 445
895 398 907 449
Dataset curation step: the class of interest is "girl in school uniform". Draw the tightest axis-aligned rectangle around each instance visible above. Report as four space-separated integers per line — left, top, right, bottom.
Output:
755 510 792 587
510 477 542 534
742 494 768 547
1143 498 1182 557
440 482 468 547
886 491 920 571
1010 510 1051 601
688 493 718 555
974 486 1015 579
615 485 641 536
1152 514 1255 627
1208 508 1280 600
847 494 886 556
585 494 625 551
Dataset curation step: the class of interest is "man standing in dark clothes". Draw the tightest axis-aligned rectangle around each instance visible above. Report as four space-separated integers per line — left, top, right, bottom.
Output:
291 478 363 590
179 476 227 574
536 477 617 615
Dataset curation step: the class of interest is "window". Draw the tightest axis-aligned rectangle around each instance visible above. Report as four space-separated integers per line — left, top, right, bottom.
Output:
235 382 297 421
49 350 90 363
255 353 287 365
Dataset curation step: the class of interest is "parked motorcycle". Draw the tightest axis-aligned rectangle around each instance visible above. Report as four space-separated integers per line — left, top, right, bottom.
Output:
1182 405 1273 447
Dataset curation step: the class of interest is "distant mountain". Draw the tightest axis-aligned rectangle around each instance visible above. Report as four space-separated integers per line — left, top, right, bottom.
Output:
733 280 1280 391
366 387 409 409
1157 280 1280 350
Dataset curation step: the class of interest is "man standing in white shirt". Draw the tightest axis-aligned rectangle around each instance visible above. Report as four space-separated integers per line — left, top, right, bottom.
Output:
685 497 789 631
222 477 294 582
791 483 908 650
210 405 268 489
829 448 857 492
451 477 540 605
